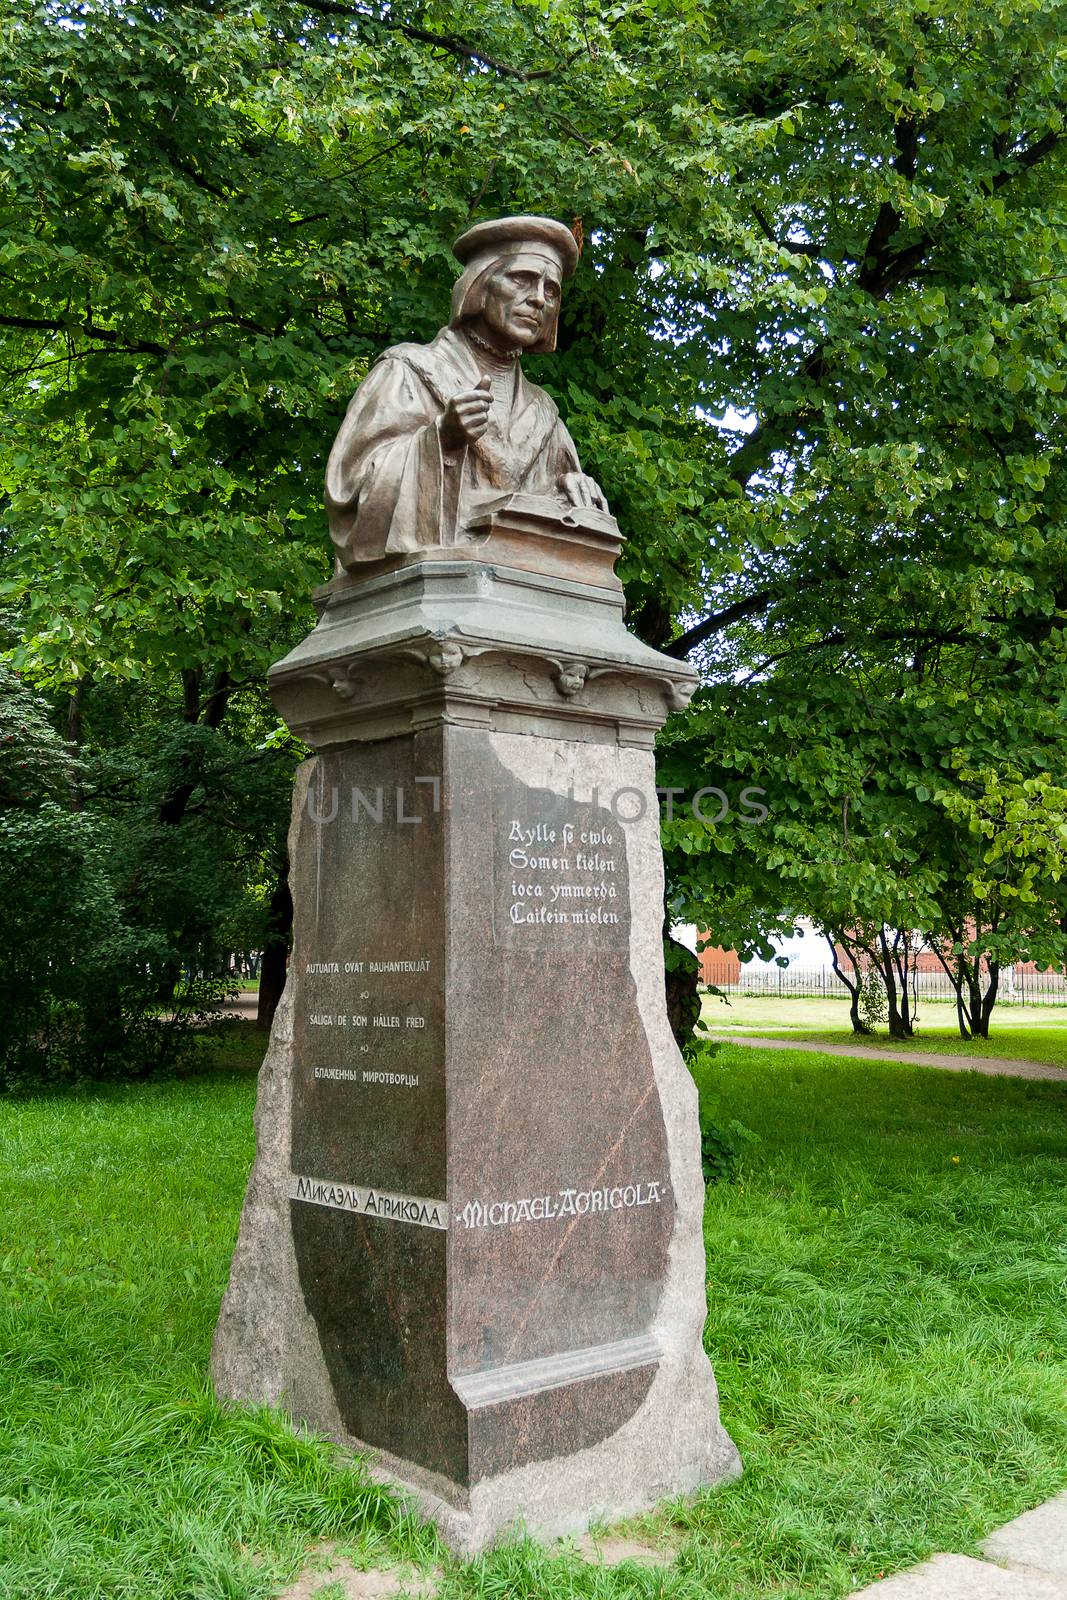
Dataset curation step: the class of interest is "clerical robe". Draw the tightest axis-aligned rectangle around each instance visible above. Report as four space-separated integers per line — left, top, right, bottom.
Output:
325 327 583 568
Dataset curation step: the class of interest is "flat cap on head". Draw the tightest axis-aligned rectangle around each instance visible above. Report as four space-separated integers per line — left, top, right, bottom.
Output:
453 215 579 277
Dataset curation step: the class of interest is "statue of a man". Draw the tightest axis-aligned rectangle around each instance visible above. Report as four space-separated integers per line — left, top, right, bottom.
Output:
325 215 609 570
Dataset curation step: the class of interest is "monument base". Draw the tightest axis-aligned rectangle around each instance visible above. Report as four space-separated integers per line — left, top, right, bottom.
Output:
212 759 739 1555
212 544 740 1552
215 1014 738 1556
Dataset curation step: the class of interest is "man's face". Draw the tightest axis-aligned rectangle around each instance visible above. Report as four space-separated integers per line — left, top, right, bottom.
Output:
478 252 562 348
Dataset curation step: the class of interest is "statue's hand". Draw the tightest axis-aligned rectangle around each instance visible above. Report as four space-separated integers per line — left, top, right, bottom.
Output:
561 472 608 513
439 375 492 451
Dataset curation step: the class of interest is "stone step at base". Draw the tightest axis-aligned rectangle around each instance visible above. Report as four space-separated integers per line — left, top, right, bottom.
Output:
850 1554 1067 1599
982 1493 1067 1580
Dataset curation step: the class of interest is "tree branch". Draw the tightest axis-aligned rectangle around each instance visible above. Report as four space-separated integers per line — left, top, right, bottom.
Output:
751 204 829 259
724 120 1060 493
991 129 1059 188
295 0 558 80
734 631 847 685
159 142 232 201
0 312 167 356
0 313 62 332
664 589 781 658
724 346 830 487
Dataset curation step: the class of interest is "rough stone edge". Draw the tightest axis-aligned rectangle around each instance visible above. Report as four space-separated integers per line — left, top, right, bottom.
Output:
211 760 346 1441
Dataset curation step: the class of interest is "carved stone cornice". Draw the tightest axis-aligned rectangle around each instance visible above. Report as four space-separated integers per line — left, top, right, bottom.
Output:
272 631 694 749
269 509 697 750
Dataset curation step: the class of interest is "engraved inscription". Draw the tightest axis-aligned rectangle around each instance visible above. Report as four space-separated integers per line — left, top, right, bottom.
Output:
507 818 620 926
298 953 432 1087
494 787 631 947
291 1174 447 1229
313 1067 420 1087
303 958 432 975
456 1179 668 1230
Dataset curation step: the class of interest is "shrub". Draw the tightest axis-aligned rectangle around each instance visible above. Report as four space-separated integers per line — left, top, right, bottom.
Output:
0 670 240 1087
0 803 127 1084
0 806 230 1089
698 1109 760 1185
682 1034 759 1183
859 970 889 1031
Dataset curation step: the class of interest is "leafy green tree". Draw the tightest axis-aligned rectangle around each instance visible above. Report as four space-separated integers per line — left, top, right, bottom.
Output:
924 767 1067 1036
0 669 176 1083
647 0 1067 1038
0 662 78 807
2 0 1065 1051
0 664 290 1082
659 576 1067 1039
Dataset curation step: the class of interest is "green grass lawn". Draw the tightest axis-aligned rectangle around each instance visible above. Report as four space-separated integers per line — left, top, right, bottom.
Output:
1 1033 1065 1599
703 994 879 1034
734 1027 1067 1071
702 996 1067 1069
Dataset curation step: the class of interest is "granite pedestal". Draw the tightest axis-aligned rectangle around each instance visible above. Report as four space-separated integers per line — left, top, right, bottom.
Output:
211 502 740 1552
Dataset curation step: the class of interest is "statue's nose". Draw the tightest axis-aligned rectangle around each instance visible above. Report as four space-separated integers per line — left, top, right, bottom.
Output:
528 283 546 308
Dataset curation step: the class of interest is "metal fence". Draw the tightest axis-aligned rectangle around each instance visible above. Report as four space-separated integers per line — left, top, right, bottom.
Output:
700 964 1067 1005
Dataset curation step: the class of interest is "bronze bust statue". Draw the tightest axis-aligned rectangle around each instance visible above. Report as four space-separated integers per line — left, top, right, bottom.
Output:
325 215 609 572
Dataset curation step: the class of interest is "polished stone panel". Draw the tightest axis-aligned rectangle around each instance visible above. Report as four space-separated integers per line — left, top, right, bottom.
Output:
279 730 675 1486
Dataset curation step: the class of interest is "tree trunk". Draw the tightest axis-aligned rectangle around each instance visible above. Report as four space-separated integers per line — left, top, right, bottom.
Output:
874 926 917 1039
65 679 87 812
976 961 1000 1037
828 934 870 1033
257 864 293 1031
877 929 906 1039
158 668 232 826
898 984 912 1035
890 929 916 1037
664 935 701 1050
950 964 973 1037
966 970 980 1036
932 937 974 1039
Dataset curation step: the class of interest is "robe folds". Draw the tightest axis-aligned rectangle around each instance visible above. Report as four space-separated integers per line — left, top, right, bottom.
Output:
325 327 583 569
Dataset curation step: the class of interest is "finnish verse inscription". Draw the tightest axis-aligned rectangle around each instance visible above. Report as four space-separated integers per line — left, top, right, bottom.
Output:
494 786 629 948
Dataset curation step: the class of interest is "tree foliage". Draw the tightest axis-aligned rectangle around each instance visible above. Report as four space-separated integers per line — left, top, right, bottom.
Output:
2 0 1066 1049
